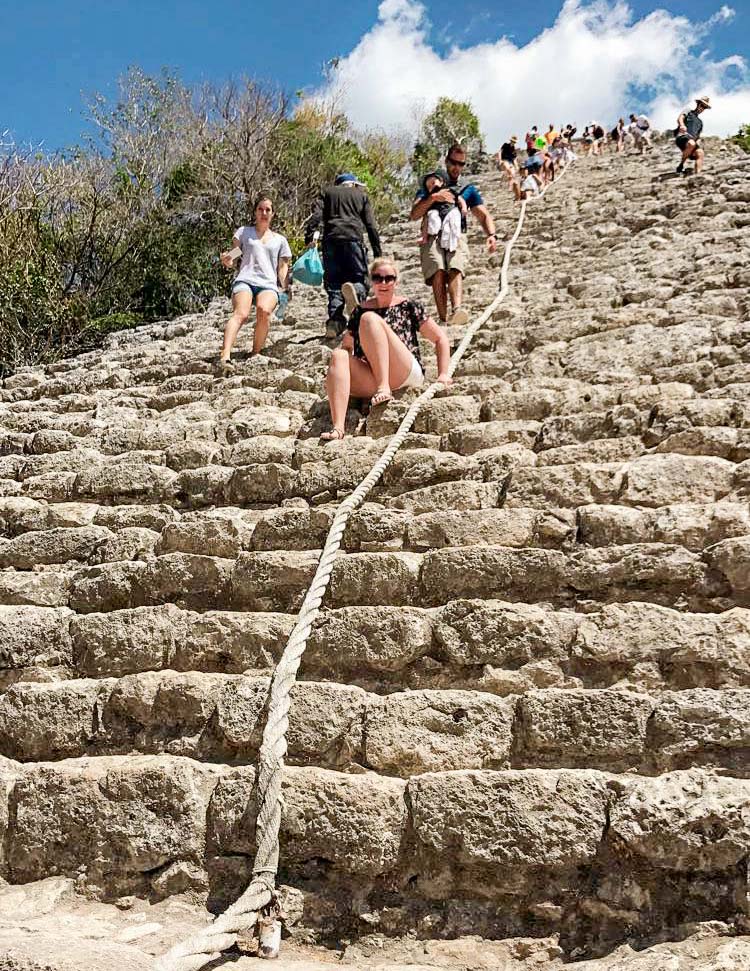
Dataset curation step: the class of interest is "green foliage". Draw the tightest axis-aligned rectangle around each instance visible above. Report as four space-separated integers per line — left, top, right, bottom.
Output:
0 71 411 374
411 97 483 174
731 123 750 153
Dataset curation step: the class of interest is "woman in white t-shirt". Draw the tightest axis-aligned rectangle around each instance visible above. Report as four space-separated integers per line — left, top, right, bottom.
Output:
219 194 292 365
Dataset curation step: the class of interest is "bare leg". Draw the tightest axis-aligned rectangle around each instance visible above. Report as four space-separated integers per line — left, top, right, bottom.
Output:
252 290 279 355
447 269 463 313
681 139 696 166
357 311 414 397
694 146 704 174
221 291 253 361
325 348 353 433
430 269 449 321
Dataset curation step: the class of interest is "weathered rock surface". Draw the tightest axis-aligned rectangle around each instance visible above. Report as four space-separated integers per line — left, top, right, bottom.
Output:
2 142 750 968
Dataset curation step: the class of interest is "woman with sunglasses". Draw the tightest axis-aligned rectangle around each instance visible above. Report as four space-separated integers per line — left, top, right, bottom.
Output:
321 258 452 440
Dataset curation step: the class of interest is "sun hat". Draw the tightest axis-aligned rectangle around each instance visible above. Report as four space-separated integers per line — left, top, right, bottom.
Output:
696 96 712 108
510 135 518 142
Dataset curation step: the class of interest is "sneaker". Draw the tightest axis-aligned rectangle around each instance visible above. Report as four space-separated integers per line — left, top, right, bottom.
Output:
448 307 469 326
675 162 684 174
341 282 359 317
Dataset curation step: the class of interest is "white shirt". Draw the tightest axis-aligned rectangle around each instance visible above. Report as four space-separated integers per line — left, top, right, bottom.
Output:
234 227 292 292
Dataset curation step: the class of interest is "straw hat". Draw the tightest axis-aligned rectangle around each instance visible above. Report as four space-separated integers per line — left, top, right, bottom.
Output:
696 96 712 109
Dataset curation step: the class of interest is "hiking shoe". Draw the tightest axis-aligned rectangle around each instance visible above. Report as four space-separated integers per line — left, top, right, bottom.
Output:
675 162 684 174
341 282 359 317
448 307 469 326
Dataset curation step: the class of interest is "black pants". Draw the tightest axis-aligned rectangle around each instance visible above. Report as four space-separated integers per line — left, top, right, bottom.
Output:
322 238 368 326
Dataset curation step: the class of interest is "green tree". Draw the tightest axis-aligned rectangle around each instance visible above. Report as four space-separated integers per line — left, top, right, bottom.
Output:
412 97 483 173
731 123 750 153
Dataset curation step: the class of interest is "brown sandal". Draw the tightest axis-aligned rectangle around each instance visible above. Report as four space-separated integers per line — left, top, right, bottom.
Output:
370 390 393 407
320 427 345 441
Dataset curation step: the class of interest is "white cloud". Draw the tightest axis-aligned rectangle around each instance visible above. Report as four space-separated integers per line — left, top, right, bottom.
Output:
315 0 750 146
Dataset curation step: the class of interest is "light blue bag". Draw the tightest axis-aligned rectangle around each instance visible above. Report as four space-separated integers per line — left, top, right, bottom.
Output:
292 245 324 287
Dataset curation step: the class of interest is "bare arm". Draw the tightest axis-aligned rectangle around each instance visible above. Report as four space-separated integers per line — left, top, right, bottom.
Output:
419 316 452 385
277 257 290 290
220 236 241 268
410 188 455 221
677 112 687 132
470 203 498 253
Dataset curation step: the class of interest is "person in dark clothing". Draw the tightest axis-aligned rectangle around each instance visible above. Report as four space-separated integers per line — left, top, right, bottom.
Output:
495 135 519 184
305 173 382 336
675 96 711 174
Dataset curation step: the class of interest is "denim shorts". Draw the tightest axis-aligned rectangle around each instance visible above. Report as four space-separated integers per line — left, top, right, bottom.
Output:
232 281 278 303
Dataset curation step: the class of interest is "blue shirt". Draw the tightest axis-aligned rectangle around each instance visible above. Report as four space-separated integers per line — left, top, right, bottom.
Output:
415 180 484 208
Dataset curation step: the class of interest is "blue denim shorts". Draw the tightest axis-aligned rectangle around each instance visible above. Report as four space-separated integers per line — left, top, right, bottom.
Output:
232 281 278 303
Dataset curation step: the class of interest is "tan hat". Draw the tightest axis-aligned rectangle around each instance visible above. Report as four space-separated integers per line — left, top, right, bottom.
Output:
510 135 517 142
696 95 712 108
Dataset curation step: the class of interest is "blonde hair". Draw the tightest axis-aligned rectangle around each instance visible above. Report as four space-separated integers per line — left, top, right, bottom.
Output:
370 256 398 278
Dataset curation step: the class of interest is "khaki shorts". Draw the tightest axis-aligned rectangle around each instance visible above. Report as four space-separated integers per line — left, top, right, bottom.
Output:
420 234 469 284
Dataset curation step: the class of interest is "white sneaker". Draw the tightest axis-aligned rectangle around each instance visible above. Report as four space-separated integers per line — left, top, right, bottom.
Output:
448 307 469 325
341 282 359 316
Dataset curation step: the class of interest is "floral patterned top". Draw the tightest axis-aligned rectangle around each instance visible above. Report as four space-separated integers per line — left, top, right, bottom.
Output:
347 299 426 374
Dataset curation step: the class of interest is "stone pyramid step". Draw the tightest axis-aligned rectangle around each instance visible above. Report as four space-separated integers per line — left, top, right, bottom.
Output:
1 140 750 967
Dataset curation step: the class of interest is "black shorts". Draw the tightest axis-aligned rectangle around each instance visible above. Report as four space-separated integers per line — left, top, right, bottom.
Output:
675 133 695 150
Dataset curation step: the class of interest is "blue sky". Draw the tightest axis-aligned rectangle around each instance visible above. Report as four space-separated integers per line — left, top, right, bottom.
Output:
2 0 748 149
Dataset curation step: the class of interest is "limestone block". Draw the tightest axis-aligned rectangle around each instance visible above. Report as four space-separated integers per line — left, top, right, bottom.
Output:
421 547 567 606
137 553 233 609
93 503 179 532
305 606 432 677
654 426 738 459
578 502 750 551
68 561 147 613
0 496 48 535
567 543 709 601
157 518 245 559
445 420 541 456
608 769 750 871
622 455 735 507
345 505 410 552
414 396 481 435
179 609 293 674
92 526 160 563
164 440 222 471
435 599 577 668
0 755 19 873
0 679 112 761
537 437 645 466
407 507 575 551
365 689 515 774
172 465 232 507
481 388 560 421
225 434 295 467
505 464 625 509
226 463 299 505
249 506 331 552
72 458 178 501
0 605 73 671
9 756 222 893
329 551 422 607
649 689 750 772
0 526 113 569
71 604 186 677
516 689 654 769
22 470 76 500
0 569 71 607
706 537 750 593
383 449 481 491
208 765 406 876
388 480 504 514
232 550 319 611
225 406 304 442
409 769 609 892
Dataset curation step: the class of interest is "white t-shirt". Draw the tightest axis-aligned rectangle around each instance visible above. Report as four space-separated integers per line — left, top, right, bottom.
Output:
234 226 292 292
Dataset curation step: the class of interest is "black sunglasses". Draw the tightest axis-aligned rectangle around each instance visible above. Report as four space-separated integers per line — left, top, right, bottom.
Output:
372 273 396 283
446 157 466 167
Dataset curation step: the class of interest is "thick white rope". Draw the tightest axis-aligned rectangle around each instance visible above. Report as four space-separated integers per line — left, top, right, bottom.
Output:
156 163 569 971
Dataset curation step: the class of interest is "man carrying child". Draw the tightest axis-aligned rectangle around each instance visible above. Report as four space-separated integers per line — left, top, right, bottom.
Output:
410 144 498 325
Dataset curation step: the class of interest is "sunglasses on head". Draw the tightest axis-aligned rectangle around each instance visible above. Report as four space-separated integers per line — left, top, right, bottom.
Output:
372 273 396 283
447 157 466 167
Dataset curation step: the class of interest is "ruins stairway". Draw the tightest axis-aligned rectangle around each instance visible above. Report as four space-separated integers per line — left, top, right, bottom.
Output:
1 140 750 970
